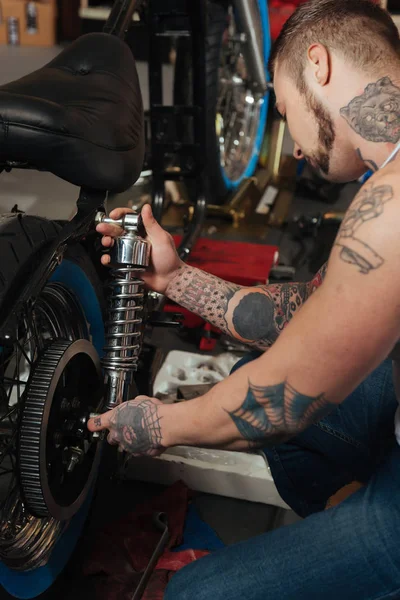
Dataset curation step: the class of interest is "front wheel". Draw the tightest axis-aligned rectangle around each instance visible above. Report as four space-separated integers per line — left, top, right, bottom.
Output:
174 0 271 203
0 214 105 599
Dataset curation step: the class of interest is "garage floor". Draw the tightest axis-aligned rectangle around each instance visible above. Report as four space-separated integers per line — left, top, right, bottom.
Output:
0 45 360 599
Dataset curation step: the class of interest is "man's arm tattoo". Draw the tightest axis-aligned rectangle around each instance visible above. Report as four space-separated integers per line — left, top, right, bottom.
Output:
340 77 400 144
226 380 336 448
334 184 393 274
111 399 165 456
232 282 308 349
166 265 240 332
167 264 328 350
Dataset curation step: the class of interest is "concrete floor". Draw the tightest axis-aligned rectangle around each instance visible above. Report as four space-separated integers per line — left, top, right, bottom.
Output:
0 44 359 599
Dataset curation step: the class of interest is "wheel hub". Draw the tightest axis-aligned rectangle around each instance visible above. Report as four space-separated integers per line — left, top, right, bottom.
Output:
19 339 103 521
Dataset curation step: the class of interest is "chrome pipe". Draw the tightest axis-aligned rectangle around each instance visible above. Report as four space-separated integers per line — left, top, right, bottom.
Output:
233 0 268 94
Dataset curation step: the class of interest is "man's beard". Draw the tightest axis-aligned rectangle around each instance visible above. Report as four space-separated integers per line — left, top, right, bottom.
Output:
304 89 336 176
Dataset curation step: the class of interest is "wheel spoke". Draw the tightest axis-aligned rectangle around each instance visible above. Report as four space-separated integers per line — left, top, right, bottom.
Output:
0 475 17 515
0 406 18 423
6 358 19 404
0 469 13 477
0 431 17 463
26 307 44 354
3 377 28 386
0 335 35 374
16 340 32 366
16 331 21 404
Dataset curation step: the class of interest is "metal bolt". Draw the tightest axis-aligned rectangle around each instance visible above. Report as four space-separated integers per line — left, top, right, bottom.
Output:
60 398 71 413
63 419 75 433
75 428 85 439
67 454 79 473
71 397 81 410
53 431 62 448
66 447 84 473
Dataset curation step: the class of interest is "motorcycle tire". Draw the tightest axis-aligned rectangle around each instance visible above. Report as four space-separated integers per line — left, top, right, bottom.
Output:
0 213 105 599
174 0 271 204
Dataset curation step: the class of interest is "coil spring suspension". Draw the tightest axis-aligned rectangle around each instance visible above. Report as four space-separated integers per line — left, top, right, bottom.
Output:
95 211 151 411
103 267 145 372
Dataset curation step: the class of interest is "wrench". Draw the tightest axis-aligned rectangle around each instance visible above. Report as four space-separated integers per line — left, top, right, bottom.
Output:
131 512 170 600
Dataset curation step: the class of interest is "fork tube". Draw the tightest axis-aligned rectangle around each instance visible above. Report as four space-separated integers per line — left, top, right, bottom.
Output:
233 0 268 93
103 0 140 38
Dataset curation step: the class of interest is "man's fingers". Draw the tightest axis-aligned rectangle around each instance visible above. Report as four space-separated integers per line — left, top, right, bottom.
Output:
107 431 119 446
109 207 134 220
141 204 166 241
97 206 136 237
97 205 168 245
87 411 112 432
101 254 111 266
96 223 123 237
101 235 114 248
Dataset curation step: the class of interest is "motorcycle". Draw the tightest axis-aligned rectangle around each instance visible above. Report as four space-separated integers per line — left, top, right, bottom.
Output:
174 0 271 203
0 0 272 597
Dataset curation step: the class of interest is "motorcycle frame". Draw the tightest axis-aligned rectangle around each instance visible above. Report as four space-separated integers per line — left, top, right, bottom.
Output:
0 0 269 339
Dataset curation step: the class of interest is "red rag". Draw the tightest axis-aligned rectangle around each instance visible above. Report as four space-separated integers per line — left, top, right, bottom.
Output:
142 551 209 600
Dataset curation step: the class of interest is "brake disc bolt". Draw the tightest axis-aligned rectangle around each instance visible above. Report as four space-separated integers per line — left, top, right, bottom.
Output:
53 431 62 448
60 398 71 412
63 419 75 432
66 447 84 473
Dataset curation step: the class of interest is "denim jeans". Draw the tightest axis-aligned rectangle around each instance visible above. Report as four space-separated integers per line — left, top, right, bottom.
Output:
164 356 400 600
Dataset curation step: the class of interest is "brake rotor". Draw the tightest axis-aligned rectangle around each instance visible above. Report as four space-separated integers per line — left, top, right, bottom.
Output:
19 339 103 521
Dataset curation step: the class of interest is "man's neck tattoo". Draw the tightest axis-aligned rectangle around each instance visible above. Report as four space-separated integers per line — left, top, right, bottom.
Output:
340 77 400 144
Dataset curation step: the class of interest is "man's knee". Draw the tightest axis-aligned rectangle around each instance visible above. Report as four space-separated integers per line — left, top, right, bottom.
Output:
164 554 223 600
164 561 204 600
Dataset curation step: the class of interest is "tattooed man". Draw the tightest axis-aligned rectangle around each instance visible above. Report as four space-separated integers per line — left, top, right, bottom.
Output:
89 1 400 598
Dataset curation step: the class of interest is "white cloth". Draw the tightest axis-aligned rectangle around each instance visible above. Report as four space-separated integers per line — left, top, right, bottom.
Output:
380 140 400 169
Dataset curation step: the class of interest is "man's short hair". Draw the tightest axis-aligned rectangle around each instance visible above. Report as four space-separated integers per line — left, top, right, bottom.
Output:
269 0 400 90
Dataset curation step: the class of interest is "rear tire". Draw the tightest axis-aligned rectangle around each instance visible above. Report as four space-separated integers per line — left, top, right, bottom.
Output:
0 214 105 599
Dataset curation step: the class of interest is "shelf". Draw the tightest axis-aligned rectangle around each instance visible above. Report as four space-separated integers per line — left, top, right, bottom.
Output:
79 6 140 21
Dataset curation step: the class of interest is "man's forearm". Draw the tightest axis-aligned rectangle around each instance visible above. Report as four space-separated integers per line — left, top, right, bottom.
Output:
162 344 336 451
165 263 328 350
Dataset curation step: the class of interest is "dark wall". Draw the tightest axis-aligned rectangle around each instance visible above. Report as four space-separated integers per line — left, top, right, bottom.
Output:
57 0 82 41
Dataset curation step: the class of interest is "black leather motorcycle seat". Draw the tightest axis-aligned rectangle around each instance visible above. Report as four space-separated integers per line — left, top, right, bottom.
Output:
0 33 144 193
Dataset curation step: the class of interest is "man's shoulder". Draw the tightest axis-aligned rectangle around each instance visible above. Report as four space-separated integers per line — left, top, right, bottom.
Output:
331 168 400 277
355 168 399 208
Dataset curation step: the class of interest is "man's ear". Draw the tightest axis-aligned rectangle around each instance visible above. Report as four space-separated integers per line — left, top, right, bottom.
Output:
307 43 330 86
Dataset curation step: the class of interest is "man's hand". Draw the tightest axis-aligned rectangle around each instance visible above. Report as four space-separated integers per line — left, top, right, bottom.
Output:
87 396 167 457
97 204 183 295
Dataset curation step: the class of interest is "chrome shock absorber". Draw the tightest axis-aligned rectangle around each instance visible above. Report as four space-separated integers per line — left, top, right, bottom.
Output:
95 212 151 411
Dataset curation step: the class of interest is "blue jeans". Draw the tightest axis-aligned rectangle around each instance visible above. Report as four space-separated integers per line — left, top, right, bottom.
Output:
164 356 400 600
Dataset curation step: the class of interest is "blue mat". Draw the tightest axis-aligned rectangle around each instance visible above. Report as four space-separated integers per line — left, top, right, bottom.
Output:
174 504 225 552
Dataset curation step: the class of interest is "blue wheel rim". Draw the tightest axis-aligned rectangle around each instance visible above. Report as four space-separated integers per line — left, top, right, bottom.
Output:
221 0 271 190
0 259 105 599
